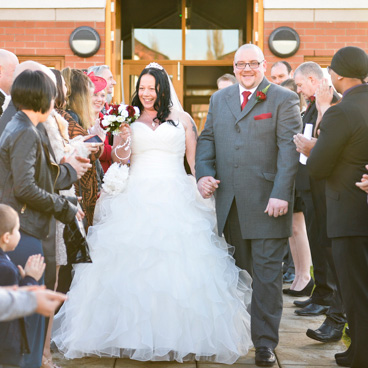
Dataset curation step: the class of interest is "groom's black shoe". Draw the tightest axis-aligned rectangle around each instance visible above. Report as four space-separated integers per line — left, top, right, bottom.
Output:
306 318 344 343
255 347 276 367
293 297 313 308
294 303 329 316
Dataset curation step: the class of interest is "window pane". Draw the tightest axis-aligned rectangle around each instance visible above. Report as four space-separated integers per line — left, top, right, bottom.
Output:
185 29 240 60
133 29 182 60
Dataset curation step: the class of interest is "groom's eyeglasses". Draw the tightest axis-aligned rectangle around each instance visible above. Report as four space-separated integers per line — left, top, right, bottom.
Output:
235 61 264 70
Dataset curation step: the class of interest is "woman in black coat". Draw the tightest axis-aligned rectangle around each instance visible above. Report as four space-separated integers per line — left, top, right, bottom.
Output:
0 70 81 368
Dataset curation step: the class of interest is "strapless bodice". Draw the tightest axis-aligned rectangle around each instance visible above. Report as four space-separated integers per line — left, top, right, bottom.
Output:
129 121 186 177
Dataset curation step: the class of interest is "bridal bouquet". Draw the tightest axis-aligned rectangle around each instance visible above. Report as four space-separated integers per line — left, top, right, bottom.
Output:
101 162 129 195
100 104 140 136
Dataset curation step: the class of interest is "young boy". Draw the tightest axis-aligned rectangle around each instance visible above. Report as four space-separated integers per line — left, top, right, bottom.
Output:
0 204 45 367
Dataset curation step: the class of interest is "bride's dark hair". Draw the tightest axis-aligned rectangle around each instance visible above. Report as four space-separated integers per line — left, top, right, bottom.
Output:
131 67 176 126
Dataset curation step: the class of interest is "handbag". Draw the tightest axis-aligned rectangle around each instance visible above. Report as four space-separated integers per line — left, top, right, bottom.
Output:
63 216 92 264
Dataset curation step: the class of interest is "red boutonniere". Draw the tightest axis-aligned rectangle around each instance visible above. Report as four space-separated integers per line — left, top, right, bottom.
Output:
256 84 271 102
308 96 316 104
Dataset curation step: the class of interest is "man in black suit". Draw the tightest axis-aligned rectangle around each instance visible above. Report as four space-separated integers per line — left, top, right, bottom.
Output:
293 62 346 342
308 46 368 368
0 49 18 117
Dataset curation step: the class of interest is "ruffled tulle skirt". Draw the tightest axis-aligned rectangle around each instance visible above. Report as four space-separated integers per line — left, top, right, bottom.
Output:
52 171 252 364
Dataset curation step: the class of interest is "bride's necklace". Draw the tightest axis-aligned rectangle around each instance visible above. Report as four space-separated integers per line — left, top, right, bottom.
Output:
142 111 159 128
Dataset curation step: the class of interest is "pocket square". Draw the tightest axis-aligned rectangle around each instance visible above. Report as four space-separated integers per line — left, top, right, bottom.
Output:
254 113 272 120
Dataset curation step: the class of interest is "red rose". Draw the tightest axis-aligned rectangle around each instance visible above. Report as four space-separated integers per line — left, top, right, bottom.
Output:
256 91 266 101
127 105 135 117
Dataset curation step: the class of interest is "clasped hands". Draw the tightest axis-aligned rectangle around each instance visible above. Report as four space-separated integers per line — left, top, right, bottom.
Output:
198 176 288 217
294 78 334 158
293 134 317 157
356 164 368 193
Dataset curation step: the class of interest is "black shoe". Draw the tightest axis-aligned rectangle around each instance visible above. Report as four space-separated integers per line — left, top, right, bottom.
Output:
335 345 353 360
294 303 329 316
293 297 313 308
284 278 314 297
283 272 295 283
255 347 276 367
306 319 344 342
336 355 352 367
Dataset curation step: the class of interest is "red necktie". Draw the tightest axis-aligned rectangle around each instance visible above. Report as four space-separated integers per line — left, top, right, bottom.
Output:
241 91 252 111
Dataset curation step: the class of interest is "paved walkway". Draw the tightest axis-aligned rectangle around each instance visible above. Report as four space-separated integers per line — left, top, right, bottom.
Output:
52 292 346 368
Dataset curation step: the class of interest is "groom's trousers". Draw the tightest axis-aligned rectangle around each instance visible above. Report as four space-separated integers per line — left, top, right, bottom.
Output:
224 200 286 349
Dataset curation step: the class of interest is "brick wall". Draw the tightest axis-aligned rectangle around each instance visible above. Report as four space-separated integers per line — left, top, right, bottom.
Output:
264 21 368 76
0 20 106 69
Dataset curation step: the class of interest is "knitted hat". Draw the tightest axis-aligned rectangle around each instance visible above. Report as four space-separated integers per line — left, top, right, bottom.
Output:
330 46 368 80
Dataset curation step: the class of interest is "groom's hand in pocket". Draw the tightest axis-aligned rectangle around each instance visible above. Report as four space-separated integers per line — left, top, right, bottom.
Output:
197 176 220 199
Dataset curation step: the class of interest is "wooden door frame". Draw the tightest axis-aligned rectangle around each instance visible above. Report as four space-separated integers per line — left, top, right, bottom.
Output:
106 0 264 104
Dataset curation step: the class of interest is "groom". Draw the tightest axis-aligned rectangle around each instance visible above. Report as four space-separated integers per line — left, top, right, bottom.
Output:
195 44 302 367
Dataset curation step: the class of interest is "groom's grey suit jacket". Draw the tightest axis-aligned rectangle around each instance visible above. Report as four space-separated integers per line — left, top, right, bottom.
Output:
195 77 302 239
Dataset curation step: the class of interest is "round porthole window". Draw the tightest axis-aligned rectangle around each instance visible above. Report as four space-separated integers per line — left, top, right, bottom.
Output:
268 27 300 58
69 26 101 58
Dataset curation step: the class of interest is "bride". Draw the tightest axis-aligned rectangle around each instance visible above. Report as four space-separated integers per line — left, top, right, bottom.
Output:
52 63 253 364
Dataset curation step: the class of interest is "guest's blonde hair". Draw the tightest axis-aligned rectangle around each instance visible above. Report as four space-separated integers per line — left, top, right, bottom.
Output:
61 67 94 130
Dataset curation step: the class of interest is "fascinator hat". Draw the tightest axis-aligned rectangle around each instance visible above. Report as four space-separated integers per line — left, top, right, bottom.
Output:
87 71 107 93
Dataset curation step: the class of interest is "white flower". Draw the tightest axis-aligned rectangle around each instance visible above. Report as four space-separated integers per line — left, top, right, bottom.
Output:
107 115 117 122
101 118 110 127
121 109 129 118
102 163 129 195
116 116 125 123
134 106 140 116
118 104 127 114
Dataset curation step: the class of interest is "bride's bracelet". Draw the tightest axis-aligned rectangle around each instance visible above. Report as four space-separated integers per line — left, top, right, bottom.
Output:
114 145 131 161
118 136 131 150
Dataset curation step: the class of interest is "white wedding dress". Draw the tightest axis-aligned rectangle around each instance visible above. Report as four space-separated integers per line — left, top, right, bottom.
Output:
52 121 253 364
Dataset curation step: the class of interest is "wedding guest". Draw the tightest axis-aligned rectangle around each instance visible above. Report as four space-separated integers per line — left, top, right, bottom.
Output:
87 66 116 172
87 64 116 104
0 204 45 368
270 61 293 85
0 49 19 116
0 61 91 308
280 78 311 294
217 73 236 90
308 46 368 368
88 72 112 173
61 67 104 227
0 287 66 322
196 44 302 367
0 69 80 368
40 68 93 368
293 62 346 344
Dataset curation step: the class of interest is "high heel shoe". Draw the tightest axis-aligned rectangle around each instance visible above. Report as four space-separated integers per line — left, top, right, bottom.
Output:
283 278 314 297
